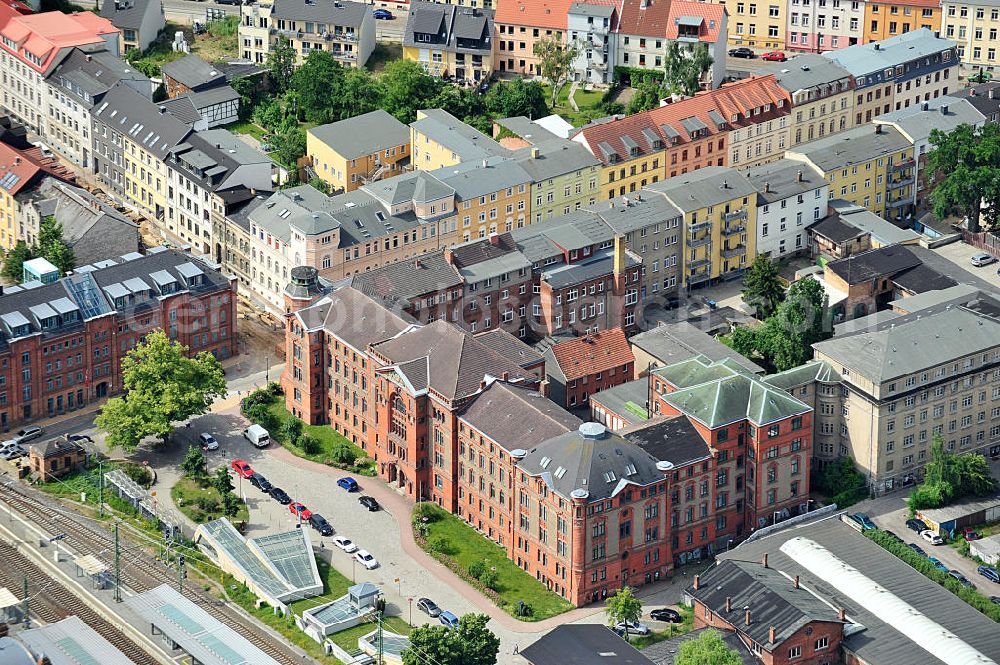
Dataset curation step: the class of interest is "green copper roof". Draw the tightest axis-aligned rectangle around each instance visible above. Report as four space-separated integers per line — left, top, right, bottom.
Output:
663 373 811 428
762 361 840 391
651 354 754 390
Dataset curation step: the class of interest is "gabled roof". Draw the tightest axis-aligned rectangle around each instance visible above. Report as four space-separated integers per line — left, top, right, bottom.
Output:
294 285 415 351
647 165 757 213
350 250 462 308
0 142 74 196
785 123 911 173
410 108 510 163
664 1 726 42
473 329 543 370
46 48 151 106
269 0 369 26
308 109 410 160
523 625 657 665
495 0 575 29
823 28 956 78
689 559 844 649
93 83 194 159
547 328 634 382
0 11 117 75
403 1 494 55
459 381 581 451
161 54 227 91
617 0 673 37
101 0 158 31
825 244 922 285
632 320 765 374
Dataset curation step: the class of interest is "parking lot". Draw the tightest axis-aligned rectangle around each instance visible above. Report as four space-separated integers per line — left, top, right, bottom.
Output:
930 240 1000 291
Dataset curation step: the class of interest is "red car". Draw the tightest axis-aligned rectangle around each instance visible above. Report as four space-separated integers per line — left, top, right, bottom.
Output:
230 459 254 479
289 502 312 521
761 51 787 61
963 527 982 540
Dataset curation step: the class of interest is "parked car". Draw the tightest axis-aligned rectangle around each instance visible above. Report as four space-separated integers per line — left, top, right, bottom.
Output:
417 597 442 617
337 477 359 492
971 252 997 266
14 426 42 444
269 486 292 504
728 47 754 58
438 611 460 629
991 596 1000 605
67 433 93 443
354 549 378 569
905 542 927 557
905 518 927 532
927 557 949 573
650 608 682 623
243 424 270 448
289 502 312 521
249 473 272 493
332 535 358 553
359 495 380 511
199 432 220 451
614 620 651 636
761 50 787 61
230 459 254 478
963 527 982 540
920 529 944 545
309 513 334 536
949 570 976 589
852 513 876 530
373 8 393 18
0 443 26 460
977 565 1000 584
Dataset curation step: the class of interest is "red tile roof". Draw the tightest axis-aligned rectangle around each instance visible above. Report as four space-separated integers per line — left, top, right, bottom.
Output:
0 11 118 74
495 0 618 30
574 75 790 166
664 1 726 42
618 0 674 38
0 142 75 197
551 328 635 381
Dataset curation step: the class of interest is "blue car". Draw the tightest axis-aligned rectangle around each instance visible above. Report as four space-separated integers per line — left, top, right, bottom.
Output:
853 513 876 530
978 565 1000 584
337 477 359 492
373 8 393 19
927 557 949 573
438 611 460 629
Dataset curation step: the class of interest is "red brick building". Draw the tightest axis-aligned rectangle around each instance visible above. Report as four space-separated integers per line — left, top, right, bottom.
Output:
0 248 237 432
542 327 635 408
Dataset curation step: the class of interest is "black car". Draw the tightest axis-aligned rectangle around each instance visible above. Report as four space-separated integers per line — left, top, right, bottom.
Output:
269 486 292 504
359 495 381 511
417 597 442 617
729 47 754 58
309 513 334 536
249 473 272 493
905 518 928 532
663 296 682 310
67 433 93 443
905 542 927 557
650 608 682 623
949 570 976 589
990 596 1000 605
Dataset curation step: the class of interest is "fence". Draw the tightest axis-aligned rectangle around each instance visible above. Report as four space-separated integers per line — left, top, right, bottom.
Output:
961 228 1000 254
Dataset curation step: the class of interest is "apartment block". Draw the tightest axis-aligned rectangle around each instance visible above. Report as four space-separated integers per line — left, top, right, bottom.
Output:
307 109 411 193
943 0 1000 71
0 140 74 251
759 53 855 148
403 1 494 82
567 0 618 85
494 0 570 76
0 11 119 135
410 108 509 170
239 0 375 68
865 0 941 43
824 28 958 123
787 0 865 52
724 0 786 50
784 123 915 221
431 156 532 242
101 0 165 53
646 166 758 289
746 158 829 259
0 248 237 432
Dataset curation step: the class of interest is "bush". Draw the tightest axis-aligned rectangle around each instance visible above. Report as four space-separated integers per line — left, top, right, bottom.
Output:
122 463 153 487
479 569 499 591
299 435 321 455
413 502 443 525
513 601 533 618
223 492 242 517
281 419 304 445
468 561 486 580
195 496 220 513
427 536 452 556
330 442 358 465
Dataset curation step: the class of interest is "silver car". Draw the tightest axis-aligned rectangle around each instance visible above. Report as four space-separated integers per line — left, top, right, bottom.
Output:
971 252 997 267
14 426 42 444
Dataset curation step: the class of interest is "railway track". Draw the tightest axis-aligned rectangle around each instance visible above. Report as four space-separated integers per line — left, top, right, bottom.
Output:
0 482 309 665
0 541 160 665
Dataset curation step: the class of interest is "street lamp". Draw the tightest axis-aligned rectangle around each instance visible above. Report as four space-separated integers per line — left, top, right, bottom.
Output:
408 597 413 626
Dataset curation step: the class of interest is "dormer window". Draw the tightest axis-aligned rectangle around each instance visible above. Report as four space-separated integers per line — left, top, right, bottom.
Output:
114 296 127 309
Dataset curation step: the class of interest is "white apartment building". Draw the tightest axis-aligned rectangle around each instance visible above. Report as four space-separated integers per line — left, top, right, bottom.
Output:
568 1 618 85
746 159 828 259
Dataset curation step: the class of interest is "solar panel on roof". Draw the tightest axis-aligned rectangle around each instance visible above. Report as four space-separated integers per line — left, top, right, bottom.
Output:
0 172 21 190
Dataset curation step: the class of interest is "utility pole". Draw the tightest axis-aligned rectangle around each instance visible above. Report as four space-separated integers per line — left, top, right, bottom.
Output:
22 577 28 627
178 554 185 594
98 459 104 518
114 523 121 603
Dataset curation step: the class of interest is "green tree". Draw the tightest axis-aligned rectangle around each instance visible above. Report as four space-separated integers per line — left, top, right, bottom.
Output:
626 76 662 114
742 254 785 319
675 630 744 665
272 126 306 170
95 330 227 452
484 78 548 119
330 441 357 465
267 37 296 94
181 444 208 482
222 492 242 517
379 59 444 123
606 586 642 641
817 457 868 507
230 77 258 120
124 47 142 64
908 435 997 511
663 43 714 97
402 613 499 665
309 177 331 194
213 465 234 497
760 276 829 371
2 241 34 283
926 123 1000 233
281 418 304 445
290 50 346 123
339 67 385 120
533 36 580 107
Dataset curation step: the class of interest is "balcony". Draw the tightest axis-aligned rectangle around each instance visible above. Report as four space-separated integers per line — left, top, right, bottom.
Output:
690 235 712 248
721 224 745 237
891 158 915 172
887 177 912 190
690 220 711 232
886 197 911 209
723 209 748 222
331 50 356 61
688 272 712 285
721 245 747 259
689 258 711 270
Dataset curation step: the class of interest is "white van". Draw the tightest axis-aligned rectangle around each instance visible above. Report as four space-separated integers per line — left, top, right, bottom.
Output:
243 424 270 448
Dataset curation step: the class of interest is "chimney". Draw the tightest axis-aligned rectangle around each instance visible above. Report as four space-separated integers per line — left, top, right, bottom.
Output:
745 608 752 625
414 258 422 269
763 181 770 193
482 158 489 168
762 553 768 568
609 200 615 209
14 157 20 165
693 574 700 590
640 0 648 7
501 371 509 381
838 607 846 621
622 195 630 207
940 104 949 115
85 54 92 62
793 575 799 589
479 380 487 390
875 124 883 134
769 626 776 643
725 596 732 612
613 235 625 275
489 232 500 245
530 147 540 158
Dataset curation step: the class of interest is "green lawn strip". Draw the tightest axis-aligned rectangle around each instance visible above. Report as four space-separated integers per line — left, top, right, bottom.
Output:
171 475 249 524
418 505 573 621
264 399 375 475
627 605 695 649
287 557 352 615
327 616 412 654
623 401 649 419
224 121 268 141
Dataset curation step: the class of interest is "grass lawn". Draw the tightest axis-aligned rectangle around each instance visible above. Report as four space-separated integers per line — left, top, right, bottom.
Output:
171 475 249 524
540 82 607 127
328 616 412 654
419 505 573 621
225 120 268 141
628 605 695 649
132 19 240 74
265 399 376 476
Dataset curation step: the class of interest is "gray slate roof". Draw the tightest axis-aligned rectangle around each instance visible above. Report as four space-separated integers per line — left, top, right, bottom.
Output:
161 54 226 91
459 381 581 452
588 193 683 234
269 0 369 26
432 155 531 199
824 28 956 77
101 0 158 30
403 2 493 55
46 48 151 106
350 250 461 307
631 321 765 374
824 200 921 245
473 328 543 369
294 285 415 351
786 124 911 172
874 96 986 143
168 129 271 193
410 108 510 163
758 53 852 95
523 625 657 665
646 166 757 213
93 84 193 159
512 138 601 182
588 378 650 427
746 158 826 205
308 109 410 160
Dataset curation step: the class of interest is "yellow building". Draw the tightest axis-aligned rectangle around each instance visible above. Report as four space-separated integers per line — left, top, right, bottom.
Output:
942 0 1000 72
647 166 758 288
308 110 411 193
865 0 942 43
724 0 786 50
402 2 494 83
517 144 602 224
432 156 532 243
410 108 509 171
785 124 915 221
765 53 856 149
